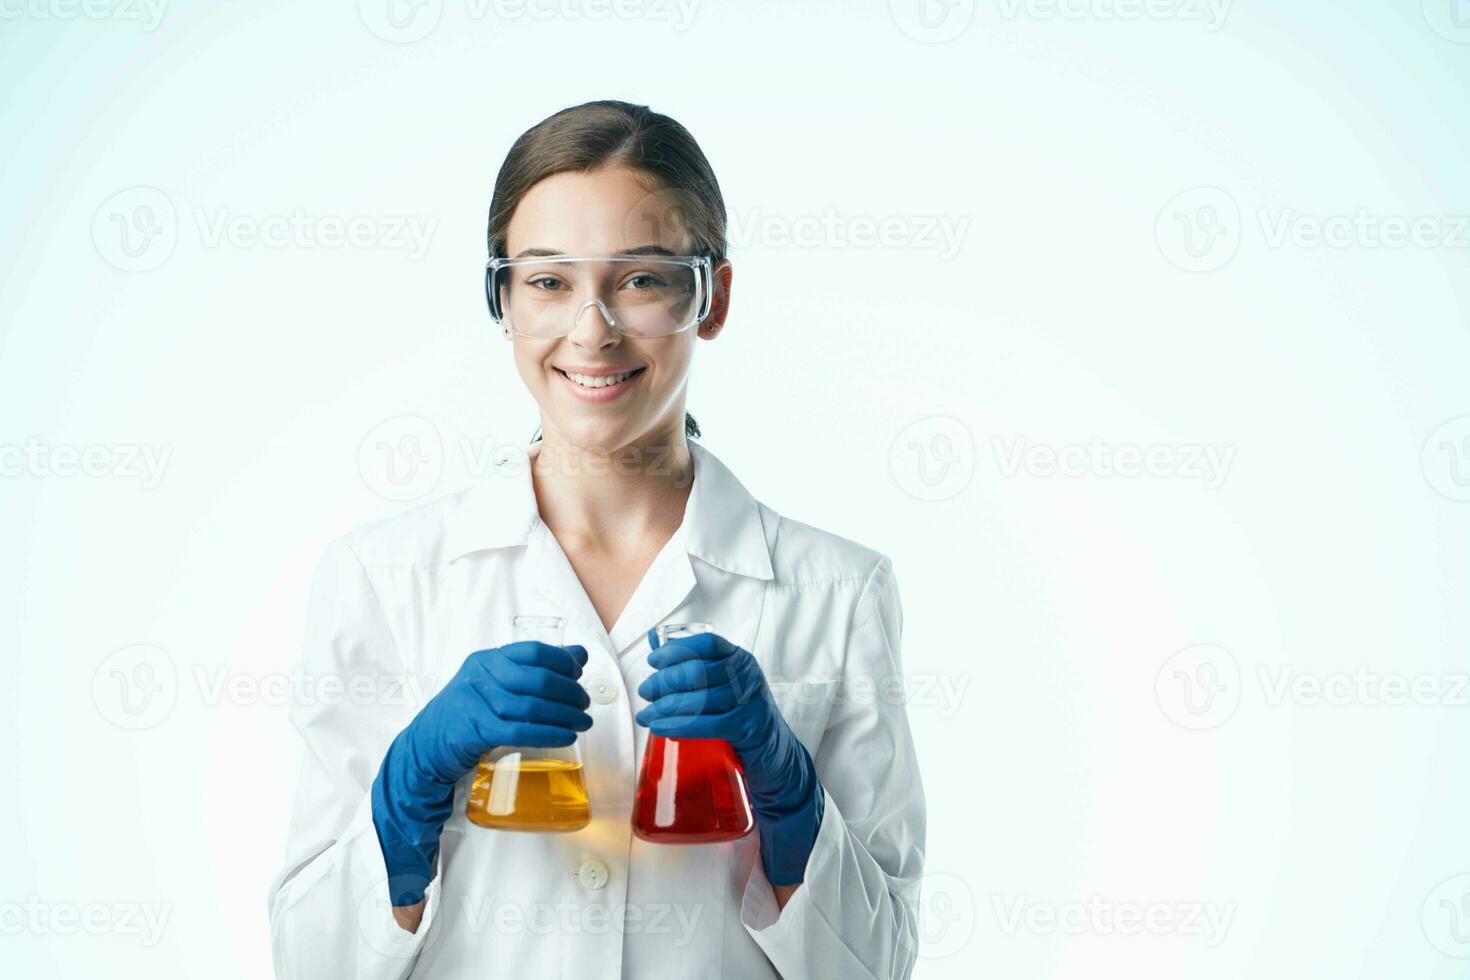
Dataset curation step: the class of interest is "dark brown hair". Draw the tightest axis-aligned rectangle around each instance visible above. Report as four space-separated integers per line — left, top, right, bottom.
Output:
489 100 730 443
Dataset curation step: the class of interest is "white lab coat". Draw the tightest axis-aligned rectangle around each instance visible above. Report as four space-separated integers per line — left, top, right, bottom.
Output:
267 439 926 979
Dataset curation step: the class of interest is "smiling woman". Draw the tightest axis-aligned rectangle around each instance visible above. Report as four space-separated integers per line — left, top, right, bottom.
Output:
487 101 735 446
267 100 926 980
502 163 713 443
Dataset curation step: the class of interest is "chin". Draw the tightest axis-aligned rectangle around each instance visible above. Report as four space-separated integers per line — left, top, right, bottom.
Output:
550 416 637 454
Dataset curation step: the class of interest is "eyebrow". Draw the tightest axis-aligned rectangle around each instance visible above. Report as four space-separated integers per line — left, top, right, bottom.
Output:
511 245 681 259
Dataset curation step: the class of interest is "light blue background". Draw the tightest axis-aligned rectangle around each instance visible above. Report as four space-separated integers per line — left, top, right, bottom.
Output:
2 1 1469 977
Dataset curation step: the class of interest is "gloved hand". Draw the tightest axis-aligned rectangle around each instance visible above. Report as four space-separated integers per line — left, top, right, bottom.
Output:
371 641 593 906
635 629 825 886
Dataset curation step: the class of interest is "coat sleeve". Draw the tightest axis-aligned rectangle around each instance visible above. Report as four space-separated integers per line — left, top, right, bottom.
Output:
738 554 928 979
266 538 443 978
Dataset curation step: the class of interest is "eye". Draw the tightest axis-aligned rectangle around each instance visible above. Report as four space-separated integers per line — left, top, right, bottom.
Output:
526 275 566 292
623 272 669 291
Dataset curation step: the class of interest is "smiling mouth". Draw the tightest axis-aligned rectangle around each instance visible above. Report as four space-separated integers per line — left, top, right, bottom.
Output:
554 367 647 389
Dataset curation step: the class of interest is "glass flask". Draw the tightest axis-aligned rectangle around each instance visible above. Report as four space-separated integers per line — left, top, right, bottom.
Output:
465 614 592 832
633 623 755 844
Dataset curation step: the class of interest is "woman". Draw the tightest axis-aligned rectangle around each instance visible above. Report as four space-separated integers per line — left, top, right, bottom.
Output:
267 100 926 979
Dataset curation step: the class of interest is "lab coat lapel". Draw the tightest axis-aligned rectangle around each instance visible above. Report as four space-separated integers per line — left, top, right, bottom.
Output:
521 519 609 651
607 441 776 657
523 516 704 657
607 528 696 656
522 505 701 659
504 440 775 660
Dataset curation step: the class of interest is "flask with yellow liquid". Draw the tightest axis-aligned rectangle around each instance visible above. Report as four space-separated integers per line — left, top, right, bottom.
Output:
465 614 592 832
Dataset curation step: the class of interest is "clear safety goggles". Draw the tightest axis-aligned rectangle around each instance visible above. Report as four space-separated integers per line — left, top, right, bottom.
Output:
485 254 714 339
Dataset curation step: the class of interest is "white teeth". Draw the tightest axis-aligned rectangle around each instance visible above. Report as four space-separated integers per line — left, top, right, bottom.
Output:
564 369 637 388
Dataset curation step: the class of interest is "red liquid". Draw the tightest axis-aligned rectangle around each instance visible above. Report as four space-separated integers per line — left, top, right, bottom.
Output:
633 736 754 844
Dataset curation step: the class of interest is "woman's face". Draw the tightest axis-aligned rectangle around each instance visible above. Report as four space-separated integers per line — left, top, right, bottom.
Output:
503 166 731 455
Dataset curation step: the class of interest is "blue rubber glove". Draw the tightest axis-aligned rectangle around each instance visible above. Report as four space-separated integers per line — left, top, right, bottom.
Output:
371 641 592 906
635 629 825 886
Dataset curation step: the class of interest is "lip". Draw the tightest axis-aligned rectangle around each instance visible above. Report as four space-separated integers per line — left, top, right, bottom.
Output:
553 365 646 403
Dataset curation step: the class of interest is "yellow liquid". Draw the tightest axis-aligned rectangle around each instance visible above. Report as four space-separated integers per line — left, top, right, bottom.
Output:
465 758 591 832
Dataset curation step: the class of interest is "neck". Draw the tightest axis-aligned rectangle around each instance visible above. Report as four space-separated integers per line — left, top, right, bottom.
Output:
530 423 694 553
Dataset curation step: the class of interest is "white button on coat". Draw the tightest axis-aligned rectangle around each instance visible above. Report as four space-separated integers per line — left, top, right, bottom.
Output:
267 440 926 979
577 859 610 891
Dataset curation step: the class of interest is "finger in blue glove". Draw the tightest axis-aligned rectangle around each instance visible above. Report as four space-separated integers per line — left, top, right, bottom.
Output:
371 641 593 906
636 628 824 885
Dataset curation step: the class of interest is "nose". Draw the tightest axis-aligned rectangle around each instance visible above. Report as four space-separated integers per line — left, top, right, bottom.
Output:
566 297 622 351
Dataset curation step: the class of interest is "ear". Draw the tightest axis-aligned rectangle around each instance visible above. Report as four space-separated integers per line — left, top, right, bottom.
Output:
699 259 734 339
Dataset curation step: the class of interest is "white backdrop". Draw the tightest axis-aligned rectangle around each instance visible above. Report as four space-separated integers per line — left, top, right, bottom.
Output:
2 1 1469 977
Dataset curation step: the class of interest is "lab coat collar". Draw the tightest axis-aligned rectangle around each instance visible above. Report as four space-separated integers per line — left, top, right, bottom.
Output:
446 439 775 583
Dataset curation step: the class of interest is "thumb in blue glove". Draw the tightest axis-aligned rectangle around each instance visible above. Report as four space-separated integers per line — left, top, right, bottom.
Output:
635 628 824 886
371 640 592 906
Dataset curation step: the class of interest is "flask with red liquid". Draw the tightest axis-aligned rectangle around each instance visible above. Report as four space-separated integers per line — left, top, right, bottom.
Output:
633 623 754 844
